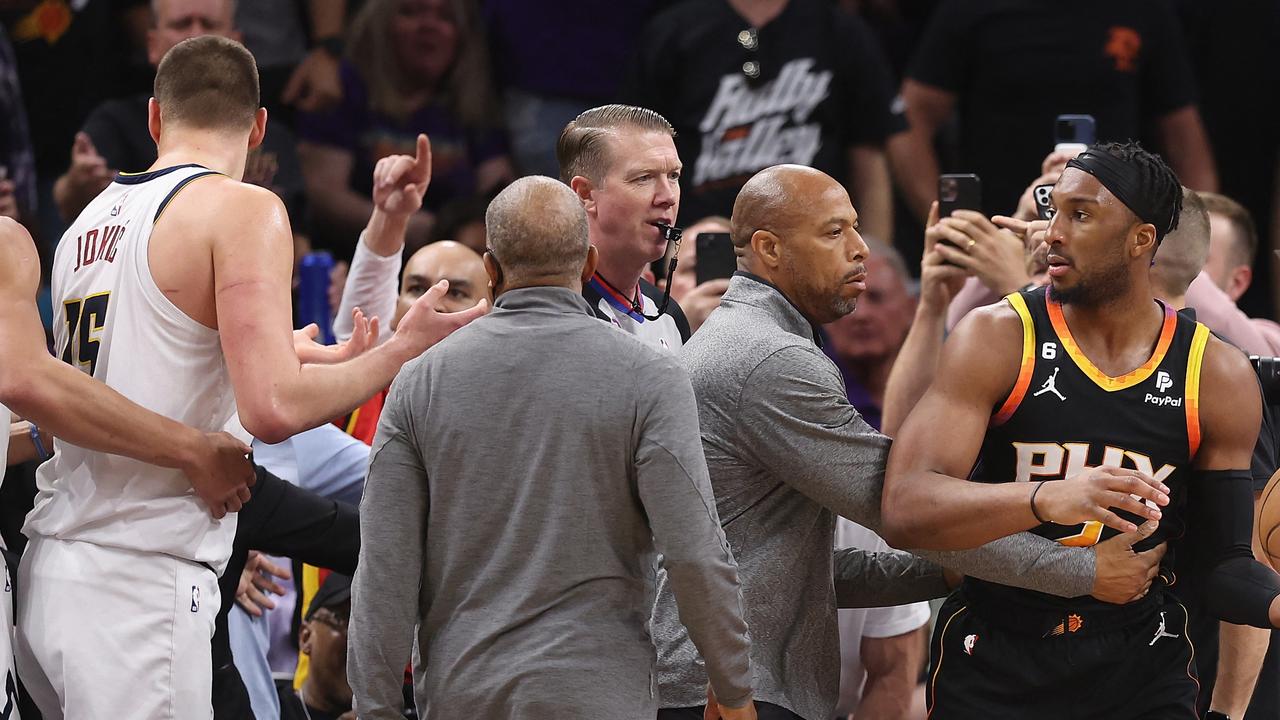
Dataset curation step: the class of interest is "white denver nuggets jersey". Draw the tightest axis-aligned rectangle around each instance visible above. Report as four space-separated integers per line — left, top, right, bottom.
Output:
24 164 247 574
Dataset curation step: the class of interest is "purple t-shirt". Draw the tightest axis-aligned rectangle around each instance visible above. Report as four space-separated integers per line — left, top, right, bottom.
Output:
297 61 508 211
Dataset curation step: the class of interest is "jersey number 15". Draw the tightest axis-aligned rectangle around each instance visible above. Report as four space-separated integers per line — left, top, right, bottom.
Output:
61 292 111 375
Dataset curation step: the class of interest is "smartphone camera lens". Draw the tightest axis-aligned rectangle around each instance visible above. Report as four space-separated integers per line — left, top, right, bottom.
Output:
939 177 958 202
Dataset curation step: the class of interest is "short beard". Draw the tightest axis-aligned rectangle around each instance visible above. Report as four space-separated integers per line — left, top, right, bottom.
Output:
1052 256 1130 308
830 296 857 319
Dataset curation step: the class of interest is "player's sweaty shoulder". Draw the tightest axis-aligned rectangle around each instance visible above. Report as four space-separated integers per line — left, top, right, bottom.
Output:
155 175 288 249
1199 332 1262 442
939 298 1027 400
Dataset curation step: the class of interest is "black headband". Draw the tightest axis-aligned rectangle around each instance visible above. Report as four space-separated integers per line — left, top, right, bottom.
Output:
1066 149 1176 241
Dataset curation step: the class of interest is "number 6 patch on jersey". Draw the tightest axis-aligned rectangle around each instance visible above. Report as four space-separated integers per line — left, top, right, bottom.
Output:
60 292 111 375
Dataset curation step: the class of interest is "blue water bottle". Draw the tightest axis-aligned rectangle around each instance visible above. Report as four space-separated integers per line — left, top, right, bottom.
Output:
297 251 336 345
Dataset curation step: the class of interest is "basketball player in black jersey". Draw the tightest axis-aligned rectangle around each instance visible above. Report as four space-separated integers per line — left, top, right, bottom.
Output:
881 141 1280 719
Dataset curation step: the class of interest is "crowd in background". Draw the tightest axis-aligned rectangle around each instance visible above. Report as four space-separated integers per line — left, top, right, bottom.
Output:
3 1 1280 719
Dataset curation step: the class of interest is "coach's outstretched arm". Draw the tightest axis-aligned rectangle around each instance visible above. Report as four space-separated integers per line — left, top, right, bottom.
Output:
737 334 1141 602
881 302 1169 550
187 182 486 444
1188 337 1280 628
0 218 255 517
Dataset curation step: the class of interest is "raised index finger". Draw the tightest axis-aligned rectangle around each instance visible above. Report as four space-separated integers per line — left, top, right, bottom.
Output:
412 133 433 184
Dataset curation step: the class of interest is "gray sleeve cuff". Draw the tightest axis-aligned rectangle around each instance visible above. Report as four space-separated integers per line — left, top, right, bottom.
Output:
914 532 1096 598
834 548 951 608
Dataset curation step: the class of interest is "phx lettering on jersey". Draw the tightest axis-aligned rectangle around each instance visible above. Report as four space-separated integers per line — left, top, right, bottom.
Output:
693 58 832 188
73 224 126 273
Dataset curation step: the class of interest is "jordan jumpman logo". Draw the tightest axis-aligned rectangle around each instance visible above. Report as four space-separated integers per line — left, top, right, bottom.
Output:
1149 611 1179 646
1033 367 1066 401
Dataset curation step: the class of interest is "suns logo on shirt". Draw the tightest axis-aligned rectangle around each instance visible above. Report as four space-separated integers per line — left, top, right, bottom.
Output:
1011 442 1175 485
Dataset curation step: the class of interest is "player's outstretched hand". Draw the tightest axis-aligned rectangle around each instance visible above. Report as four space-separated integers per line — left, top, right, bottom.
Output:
391 279 488 358
1033 466 1170 534
236 551 293 616
185 431 255 519
294 308 381 365
1091 519 1166 604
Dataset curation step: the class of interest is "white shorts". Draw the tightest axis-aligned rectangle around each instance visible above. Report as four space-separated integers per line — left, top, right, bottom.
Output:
14 537 220 720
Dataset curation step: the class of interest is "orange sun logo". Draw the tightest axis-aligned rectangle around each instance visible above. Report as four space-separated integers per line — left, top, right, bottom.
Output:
13 0 74 45
1105 27 1142 72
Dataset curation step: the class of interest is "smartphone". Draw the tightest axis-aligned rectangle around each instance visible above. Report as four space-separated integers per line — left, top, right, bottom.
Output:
1033 183 1055 221
938 174 982 218
1054 114 1096 155
695 232 737 285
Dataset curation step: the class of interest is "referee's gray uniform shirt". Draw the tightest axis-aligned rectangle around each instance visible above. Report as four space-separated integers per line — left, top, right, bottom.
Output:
349 286 752 720
653 273 1096 720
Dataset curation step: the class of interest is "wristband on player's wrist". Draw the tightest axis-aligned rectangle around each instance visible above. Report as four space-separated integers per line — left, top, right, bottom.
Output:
1030 480 1049 524
29 422 51 461
1205 711 1231 720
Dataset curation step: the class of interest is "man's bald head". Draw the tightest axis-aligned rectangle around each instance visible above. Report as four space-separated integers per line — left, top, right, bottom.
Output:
486 176 591 287
730 165 847 252
393 241 487 328
728 165 868 325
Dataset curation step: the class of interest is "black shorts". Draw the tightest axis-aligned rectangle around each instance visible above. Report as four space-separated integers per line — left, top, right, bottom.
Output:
927 592 1199 720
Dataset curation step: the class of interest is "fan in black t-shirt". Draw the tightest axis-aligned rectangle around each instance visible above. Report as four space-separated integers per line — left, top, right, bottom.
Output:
890 0 1216 222
623 0 903 240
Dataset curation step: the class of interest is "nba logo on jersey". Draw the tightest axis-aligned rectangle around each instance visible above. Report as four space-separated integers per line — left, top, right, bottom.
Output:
963 634 978 655
190 585 200 613
1156 370 1173 393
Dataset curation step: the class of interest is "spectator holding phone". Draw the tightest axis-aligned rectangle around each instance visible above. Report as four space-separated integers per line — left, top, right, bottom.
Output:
666 216 733 334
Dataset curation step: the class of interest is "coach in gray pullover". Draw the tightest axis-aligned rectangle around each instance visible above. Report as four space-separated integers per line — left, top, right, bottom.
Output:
653 166 1159 720
348 176 755 720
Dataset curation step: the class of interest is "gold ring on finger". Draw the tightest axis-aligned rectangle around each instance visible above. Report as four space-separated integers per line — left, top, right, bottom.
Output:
967 239 976 250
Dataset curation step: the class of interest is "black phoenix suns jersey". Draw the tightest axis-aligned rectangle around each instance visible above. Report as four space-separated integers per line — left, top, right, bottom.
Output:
965 286 1210 613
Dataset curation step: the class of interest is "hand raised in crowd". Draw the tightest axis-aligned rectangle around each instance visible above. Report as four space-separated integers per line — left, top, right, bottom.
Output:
1012 149 1075 221
242 148 280 191
295 307 380 364
1031 466 1170 536
390 279 488 358
919 202 969 312
681 278 731 333
183 430 255 519
373 133 432 219
60 131 114 202
236 551 293 616
992 215 1051 286
1091 519 1166 604
282 46 343 113
931 209 1032 296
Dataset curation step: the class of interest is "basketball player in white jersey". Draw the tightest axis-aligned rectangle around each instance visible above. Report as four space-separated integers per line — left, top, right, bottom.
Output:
15 36 485 720
0 216 258 718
